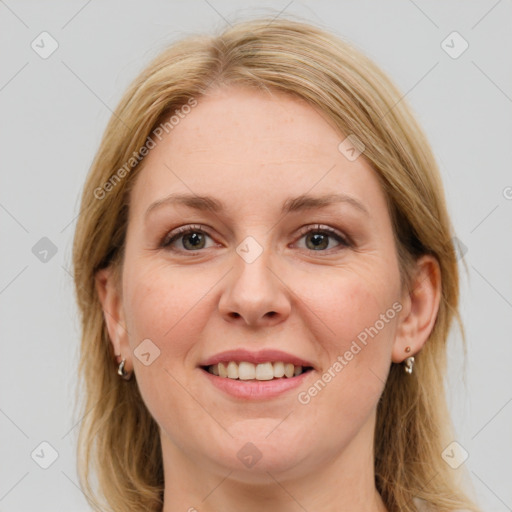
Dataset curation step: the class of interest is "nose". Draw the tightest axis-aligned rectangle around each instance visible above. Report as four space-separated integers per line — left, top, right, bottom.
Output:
218 247 291 328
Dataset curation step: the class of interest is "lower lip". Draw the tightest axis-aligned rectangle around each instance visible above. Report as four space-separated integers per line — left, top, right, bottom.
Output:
200 368 313 400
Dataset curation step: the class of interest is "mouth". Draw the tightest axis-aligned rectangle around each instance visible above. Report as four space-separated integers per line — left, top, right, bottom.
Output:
200 361 315 381
197 349 317 399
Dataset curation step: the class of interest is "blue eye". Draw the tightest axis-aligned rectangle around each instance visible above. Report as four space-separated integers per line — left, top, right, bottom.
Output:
161 224 350 253
295 225 349 251
161 225 214 251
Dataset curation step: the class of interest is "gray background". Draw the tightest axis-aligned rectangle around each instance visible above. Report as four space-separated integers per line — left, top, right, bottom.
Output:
1 1 511 511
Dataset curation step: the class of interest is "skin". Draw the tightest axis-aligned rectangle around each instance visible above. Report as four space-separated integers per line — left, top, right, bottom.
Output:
96 86 441 512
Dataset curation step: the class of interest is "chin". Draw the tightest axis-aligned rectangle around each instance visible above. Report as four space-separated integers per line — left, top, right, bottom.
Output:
201 426 315 480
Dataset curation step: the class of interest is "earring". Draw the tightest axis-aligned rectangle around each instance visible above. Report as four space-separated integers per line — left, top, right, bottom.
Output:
117 358 132 380
403 356 415 375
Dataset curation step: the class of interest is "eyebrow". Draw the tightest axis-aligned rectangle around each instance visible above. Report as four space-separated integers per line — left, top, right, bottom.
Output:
145 192 369 219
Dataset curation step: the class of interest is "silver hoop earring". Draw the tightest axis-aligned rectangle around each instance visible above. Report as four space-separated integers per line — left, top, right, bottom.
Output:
117 359 132 380
403 356 415 375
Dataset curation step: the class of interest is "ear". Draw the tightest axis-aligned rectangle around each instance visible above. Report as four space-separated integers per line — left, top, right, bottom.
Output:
95 266 132 374
392 255 442 363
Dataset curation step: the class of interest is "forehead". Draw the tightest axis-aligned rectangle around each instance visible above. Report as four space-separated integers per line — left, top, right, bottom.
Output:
129 86 386 218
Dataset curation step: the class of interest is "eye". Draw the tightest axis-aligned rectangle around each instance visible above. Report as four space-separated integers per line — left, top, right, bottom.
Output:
295 224 350 251
160 223 350 254
161 225 215 251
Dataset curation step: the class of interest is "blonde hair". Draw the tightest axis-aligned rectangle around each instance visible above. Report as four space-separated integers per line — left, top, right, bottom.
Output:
72 16 480 512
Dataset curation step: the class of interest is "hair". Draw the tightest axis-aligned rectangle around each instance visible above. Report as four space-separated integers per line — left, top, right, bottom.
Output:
72 15 480 512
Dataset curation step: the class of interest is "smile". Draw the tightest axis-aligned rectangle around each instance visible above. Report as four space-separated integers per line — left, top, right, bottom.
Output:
203 361 314 381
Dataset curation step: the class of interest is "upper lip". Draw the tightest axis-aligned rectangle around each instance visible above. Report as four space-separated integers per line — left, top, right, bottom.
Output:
199 349 315 369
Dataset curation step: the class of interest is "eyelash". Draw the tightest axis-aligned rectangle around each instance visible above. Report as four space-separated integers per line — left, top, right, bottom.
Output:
160 224 351 253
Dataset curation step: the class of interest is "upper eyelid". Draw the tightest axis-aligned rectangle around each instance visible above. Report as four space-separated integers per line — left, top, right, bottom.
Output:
296 224 347 240
162 224 349 249
162 224 207 244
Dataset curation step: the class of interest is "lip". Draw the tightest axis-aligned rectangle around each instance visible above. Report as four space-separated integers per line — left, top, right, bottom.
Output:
198 348 315 369
199 366 314 400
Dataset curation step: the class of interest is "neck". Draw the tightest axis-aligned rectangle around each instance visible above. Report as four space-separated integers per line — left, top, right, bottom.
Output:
160 412 388 512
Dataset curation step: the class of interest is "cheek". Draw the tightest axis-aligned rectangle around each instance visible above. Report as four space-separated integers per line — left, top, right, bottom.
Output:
122 263 214 434
291 266 399 409
123 261 210 348
295 262 400 351
332 281 397 356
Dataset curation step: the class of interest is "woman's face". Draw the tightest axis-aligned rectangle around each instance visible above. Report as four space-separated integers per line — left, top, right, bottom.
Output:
113 86 410 480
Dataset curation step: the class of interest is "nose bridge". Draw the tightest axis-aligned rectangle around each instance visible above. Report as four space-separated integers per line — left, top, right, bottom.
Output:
218 233 291 325
235 239 273 292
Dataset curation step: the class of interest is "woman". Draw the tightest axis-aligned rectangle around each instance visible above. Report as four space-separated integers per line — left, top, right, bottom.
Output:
72 16 481 512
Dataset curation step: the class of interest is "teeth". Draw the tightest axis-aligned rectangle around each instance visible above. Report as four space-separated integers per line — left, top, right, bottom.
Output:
255 362 274 381
218 362 228 378
207 361 308 381
238 362 255 380
227 361 238 379
284 363 294 378
273 361 285 378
